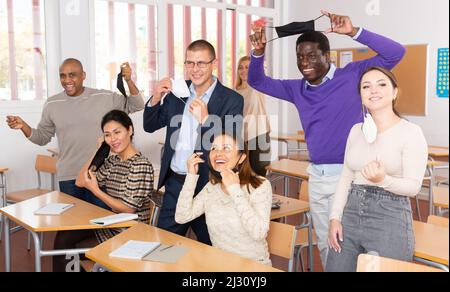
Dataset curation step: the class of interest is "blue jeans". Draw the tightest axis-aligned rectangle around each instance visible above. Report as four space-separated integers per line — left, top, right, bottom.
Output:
59 180 111 211
326 184 415 272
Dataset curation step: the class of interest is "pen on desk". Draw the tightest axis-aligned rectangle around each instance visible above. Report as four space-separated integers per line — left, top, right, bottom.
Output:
62 204 74 210
160 245 174 252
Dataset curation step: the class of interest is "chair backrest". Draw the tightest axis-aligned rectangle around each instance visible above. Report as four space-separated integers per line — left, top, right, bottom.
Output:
427 215 449 228
146 198 157 226
357 254 442 272
267 221 297 272
299 181 309 202
35 155 57 174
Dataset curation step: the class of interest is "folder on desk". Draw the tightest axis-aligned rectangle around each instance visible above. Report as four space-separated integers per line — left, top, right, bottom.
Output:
90 213 138 226
142 244 188 264
34 203 75 215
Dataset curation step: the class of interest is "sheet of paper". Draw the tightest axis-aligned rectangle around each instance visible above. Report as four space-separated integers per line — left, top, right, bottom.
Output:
340 51 353 68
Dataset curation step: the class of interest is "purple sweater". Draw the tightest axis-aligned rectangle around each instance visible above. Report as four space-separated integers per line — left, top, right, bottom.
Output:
249 29 406 165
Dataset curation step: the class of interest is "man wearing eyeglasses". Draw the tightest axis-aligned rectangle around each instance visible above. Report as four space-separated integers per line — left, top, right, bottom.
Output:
144 40 244 245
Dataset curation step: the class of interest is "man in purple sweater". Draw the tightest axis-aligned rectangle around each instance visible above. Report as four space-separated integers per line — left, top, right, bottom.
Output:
249 11 405 268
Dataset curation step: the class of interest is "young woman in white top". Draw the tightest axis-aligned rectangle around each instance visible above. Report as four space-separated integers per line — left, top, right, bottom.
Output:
175 131 273 265
326 67 428 272
235 56 271 177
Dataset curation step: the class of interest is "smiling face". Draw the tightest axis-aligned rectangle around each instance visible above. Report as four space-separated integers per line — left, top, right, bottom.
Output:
360 69 398 113
59 61 86 97
209 134 246 173
296 42 330 85
103 121 133 154
185 49 217 89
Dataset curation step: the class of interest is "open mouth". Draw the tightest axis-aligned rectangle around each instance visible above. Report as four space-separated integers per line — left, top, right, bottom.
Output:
369 96 382 101
302 68 315 74
214 159 227 165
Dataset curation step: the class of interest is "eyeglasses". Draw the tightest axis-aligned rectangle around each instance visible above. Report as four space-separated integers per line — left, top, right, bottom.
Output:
184 59 215 69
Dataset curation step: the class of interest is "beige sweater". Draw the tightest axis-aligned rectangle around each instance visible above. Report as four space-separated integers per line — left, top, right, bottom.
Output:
330 119 428 221
236 87 271 141
175 174 273 265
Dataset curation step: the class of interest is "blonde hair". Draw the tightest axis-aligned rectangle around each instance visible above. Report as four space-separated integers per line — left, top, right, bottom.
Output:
235 56 251 90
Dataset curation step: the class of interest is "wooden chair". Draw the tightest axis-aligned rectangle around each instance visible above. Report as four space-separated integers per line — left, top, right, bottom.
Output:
295 181 318 272
6 155 57 203
432 186 449 216
427 215 449 228
267 221 298 272
3 155 56 249
357 254 442 272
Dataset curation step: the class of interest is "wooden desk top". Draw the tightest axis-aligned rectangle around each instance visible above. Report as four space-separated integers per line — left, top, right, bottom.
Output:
271 195 309 220
413 221 449 266
267 160 310 180
428 146 449 159
357 254 442 272
47 148 59 156
0 192 137 232
0 168 8 173
86 222 282 272
271 133 306 143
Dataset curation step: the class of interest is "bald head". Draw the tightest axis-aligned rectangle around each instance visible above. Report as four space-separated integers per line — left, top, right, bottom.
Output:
60 58 84 72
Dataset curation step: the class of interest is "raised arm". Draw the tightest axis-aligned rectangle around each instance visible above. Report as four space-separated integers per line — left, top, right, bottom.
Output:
321 10 406 73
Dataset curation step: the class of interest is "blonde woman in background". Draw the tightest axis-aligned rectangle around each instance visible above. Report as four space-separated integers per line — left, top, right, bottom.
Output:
235 56 271 177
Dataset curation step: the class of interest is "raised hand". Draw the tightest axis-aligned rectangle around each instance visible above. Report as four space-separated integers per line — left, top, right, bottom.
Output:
321 10 358 37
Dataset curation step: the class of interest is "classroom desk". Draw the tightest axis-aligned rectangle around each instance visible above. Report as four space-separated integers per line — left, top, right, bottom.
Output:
46 148 59 157
0 192 137 272
267 160 310 197
271 133 307 158
357 254 443 272
86 222 282 272
428 146 449 160
413 221 449 271
426 160 449 216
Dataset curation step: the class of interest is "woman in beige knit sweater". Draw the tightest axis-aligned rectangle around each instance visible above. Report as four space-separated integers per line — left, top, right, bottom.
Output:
175 131 272 265
326 67 428 272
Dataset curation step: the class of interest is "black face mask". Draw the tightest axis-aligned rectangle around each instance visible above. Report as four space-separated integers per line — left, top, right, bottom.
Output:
117 71 128 109
117 72 127 97
89 141 111 172
266 14 330 43
207 154 243 181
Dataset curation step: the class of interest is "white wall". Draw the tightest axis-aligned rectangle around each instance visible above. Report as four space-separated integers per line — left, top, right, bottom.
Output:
281 0 449 146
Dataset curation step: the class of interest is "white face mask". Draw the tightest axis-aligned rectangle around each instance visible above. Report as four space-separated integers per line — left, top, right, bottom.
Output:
362 111 378 144
171 79 190 99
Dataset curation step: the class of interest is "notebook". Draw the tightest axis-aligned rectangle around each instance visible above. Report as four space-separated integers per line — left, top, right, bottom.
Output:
34 203 75 215
109 240 161 260
90 213 138 226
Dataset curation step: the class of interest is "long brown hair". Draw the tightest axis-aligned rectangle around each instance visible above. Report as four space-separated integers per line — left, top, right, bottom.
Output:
359 66 402 118
235 56 251 90
209 132 264 192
